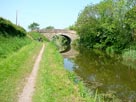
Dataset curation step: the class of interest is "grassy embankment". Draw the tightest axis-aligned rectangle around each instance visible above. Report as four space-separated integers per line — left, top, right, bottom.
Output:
0 42 43 102
33 42 103 102
0 17 31 60
0 36 31 60
0 17 43 102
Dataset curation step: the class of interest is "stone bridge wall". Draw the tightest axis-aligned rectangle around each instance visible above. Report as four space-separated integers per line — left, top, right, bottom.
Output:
39 29 79 41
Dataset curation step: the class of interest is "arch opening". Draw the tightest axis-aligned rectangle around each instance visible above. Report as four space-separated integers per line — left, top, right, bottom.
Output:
60 34 71 44
51 34 71 52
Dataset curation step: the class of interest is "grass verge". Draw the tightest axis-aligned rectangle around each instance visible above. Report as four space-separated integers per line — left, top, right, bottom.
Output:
33 42 101 102
0 35 31 60
28 31 49 42
0 42 42 102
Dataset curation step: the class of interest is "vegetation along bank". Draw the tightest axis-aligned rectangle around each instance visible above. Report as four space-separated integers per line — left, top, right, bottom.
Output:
0 17 105 102
74 0 136 60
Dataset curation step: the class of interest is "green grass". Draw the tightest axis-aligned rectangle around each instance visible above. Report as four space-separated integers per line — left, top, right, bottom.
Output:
122 49 136 61
33 42 103 102
0 42 43 102
122 49 136 69
0 35 31 60
28 31 49 42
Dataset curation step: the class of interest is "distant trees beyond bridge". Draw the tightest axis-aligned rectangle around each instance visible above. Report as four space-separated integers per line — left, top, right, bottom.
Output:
39 29 79 42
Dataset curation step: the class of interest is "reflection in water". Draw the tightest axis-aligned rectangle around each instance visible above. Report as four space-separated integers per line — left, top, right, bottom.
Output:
64 58 75 71
64 47 136 102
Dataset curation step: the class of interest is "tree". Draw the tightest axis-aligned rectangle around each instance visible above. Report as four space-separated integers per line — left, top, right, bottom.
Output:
125 6 136 40
68 25 76 30
75 0 134 52
28 22 39 31
45 26 54 30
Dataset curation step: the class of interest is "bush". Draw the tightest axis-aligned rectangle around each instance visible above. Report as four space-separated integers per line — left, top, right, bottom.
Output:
75 0 135 53
0 17 26 37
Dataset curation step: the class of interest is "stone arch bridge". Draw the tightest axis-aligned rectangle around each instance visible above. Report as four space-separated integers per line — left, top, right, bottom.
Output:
39 29 79 42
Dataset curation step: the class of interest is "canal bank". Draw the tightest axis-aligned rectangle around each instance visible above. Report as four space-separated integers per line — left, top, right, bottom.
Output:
33 42 100 102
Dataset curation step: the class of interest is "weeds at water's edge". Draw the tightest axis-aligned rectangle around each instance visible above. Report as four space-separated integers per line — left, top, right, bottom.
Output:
68 72 122 102
68 72 103 102
122 49 136 69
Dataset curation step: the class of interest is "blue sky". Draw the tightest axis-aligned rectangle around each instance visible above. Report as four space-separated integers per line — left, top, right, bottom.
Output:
0 0 101 30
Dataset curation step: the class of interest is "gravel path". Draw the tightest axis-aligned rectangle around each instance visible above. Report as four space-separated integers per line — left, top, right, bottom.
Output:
18 44 45 102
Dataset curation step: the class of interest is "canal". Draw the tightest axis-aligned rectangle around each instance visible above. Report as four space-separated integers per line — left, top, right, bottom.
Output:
63 47 136 102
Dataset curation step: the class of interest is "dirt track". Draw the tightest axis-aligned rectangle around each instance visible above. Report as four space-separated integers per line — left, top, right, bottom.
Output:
18 44 45 102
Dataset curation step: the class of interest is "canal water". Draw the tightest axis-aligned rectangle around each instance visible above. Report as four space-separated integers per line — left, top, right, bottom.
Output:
63 47 136 102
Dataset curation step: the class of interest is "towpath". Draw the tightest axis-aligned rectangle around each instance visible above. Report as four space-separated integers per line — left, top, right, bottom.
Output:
18 44 45 102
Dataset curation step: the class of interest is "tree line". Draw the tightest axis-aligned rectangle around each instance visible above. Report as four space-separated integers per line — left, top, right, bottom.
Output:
28 22 55 31
75 0 136 53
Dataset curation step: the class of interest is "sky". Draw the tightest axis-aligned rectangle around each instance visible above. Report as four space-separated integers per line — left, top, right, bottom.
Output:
0 0 101 30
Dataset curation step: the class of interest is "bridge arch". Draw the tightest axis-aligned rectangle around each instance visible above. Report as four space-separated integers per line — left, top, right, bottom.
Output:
55 34 71 44
39 29 79 42
61 35 71 44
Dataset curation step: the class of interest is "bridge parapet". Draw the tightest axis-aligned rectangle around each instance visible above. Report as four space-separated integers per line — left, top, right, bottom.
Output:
39 29 79 42
39 29 76 34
